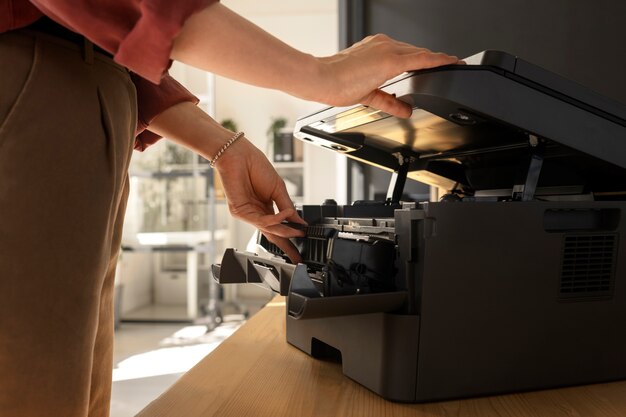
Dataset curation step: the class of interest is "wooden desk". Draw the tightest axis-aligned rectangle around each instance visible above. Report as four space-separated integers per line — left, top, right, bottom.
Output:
138 297 626 417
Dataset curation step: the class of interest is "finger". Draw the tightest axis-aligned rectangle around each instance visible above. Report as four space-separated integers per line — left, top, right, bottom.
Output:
393 44 432 55
393 41 431 53
361 89 412 118
255 208 296 229
272 185 294 212
264 233 303 264
232 206 293 230
382 42 453 60
272 186 307 225
365 33 430 52
262 222 305 238
274 204 307 226
255 208 307 236
232 203 305 237
279 207 307 226
286 211 307 225
403 51 461 71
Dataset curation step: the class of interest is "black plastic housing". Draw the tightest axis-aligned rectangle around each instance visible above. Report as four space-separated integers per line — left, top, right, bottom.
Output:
213 50 626 402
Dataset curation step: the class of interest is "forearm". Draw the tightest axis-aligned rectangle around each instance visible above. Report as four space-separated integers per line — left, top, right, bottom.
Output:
171 3 461 117
172 3 323 102
147 101 234 159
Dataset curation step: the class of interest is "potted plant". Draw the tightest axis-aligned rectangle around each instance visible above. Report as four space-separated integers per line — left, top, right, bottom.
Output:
220 118 239 133
267 117 289 162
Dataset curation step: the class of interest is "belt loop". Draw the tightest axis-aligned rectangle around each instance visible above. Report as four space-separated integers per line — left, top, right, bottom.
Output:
83 38 94 64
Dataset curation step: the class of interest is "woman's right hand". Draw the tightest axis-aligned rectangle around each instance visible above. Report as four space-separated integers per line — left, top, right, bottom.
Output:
315 34 462 118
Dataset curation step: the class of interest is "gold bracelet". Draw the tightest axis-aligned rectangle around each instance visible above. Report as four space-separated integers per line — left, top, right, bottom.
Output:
210 131 245 167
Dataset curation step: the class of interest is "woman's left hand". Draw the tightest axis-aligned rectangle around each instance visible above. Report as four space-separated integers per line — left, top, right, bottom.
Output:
148 102 307 264
214 137 307 264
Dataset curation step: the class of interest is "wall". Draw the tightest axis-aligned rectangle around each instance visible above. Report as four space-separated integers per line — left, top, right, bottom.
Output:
360 0 626 104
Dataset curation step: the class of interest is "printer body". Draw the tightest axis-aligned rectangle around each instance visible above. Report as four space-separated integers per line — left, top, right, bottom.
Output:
213 51 626 402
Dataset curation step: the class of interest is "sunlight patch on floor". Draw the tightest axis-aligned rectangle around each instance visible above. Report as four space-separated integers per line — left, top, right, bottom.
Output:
112 321 242 382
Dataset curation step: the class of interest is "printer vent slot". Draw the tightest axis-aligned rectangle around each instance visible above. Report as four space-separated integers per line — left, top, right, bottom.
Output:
258 235 285 258
305 238 328 266
559 234 618 299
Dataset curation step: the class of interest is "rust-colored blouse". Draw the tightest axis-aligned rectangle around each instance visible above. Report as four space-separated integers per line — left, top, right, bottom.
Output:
0 0 217 150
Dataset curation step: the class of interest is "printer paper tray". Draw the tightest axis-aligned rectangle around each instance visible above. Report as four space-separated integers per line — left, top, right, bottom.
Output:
287 291 407 319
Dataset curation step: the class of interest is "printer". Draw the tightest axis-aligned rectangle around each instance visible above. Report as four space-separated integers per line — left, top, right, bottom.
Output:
212 51 626 402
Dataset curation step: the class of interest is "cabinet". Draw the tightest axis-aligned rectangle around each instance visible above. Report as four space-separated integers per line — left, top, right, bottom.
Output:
274 161 305 202
118 143 229 322
272 127 305 202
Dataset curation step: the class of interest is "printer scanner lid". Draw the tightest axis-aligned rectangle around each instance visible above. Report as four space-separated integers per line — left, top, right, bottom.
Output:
294 50 626 198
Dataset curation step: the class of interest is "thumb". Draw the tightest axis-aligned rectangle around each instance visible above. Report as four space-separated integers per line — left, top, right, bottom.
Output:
361 89 412 118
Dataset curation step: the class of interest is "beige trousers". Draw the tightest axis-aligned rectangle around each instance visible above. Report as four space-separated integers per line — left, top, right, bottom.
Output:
0 29 136 417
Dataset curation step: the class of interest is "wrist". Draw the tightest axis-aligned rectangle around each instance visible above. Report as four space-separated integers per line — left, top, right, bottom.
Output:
304 55 348 106
210 131 245 167
284 54 332 103
213 135 249 170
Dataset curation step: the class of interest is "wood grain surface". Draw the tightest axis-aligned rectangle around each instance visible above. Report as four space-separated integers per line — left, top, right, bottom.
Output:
138 297 626 417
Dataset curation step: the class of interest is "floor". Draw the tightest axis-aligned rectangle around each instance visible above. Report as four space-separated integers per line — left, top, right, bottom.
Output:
110 318 245 417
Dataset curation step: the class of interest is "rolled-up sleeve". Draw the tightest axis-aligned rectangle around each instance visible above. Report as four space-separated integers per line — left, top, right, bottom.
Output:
132 73 199 151
28 0 218 83
28 0 218 150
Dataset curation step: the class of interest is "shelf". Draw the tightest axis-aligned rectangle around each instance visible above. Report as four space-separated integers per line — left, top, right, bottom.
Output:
129 167 212 179
273 161 304 169
132 230 228 247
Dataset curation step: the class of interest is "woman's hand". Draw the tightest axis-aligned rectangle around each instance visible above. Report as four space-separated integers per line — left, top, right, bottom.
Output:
214 137 306 263
148 102 306 263
316 34 462 118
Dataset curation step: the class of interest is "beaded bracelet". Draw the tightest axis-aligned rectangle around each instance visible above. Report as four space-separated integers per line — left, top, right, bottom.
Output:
210 131 245 167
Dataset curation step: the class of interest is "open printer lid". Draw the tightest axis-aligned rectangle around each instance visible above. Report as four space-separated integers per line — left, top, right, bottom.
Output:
294 50 626 199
